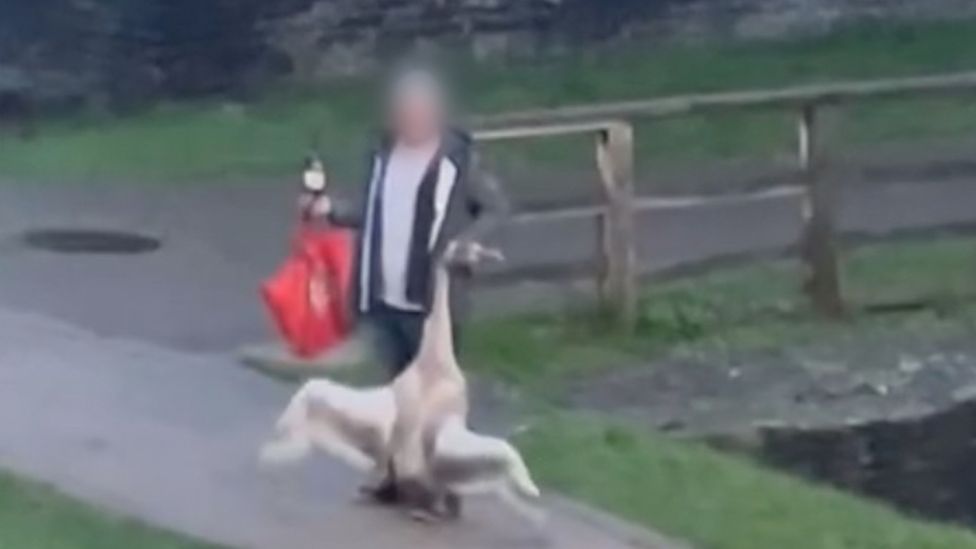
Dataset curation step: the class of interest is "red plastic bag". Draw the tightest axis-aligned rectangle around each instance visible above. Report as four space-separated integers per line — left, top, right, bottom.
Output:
261 226 353 358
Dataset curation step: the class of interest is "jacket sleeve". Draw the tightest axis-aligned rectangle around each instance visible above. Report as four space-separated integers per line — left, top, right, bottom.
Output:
455 151 510 244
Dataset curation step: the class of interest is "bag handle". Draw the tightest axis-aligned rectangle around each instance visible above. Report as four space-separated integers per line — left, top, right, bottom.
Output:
292 193 320 248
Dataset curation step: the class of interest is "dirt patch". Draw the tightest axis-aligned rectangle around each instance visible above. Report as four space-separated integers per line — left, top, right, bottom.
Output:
562 321 976 525
564 331 976 436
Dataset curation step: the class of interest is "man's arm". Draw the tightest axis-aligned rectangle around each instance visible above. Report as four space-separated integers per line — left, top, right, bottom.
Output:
300 156 371 228
325 189 365 228
298 190 364 228
455 152 510 246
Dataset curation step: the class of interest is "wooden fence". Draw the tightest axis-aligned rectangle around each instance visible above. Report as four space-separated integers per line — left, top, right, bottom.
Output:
472 71 976 328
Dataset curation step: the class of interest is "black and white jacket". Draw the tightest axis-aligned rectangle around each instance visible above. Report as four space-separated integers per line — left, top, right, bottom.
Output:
328 128 508 318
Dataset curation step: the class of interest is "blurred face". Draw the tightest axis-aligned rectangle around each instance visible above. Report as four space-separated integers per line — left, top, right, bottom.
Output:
389 89 443 146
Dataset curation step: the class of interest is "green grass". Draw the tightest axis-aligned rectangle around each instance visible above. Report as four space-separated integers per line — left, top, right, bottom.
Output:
6 20 976 185
477 235 976 548
517 413 976 549
464 234 976 389
0 470 219 549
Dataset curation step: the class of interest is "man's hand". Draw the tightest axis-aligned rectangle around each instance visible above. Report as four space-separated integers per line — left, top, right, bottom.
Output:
444 240 504 267
298 193 332 217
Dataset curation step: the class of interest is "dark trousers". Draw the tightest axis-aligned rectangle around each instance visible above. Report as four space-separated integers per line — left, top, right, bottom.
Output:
366 302 461 379
367 303 425 378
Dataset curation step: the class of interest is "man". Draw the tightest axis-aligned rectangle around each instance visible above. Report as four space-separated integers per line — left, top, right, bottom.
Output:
301 68 506 509
302 68 507 378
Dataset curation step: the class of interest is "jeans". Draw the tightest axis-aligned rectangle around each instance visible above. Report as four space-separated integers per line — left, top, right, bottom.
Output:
366 302 462 379
366 303 425 378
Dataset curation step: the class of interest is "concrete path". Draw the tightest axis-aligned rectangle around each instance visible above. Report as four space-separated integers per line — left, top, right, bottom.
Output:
0 308 666 549
0 176 974 548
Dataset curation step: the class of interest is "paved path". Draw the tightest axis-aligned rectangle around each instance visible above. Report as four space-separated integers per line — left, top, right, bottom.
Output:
0 177 973 548
0 309 666 549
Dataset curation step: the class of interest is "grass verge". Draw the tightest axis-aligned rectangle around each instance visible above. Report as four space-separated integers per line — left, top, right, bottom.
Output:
465 234 976 390
517 413 976 549
466 235 976 548
0 470 219 549
5 21 976 184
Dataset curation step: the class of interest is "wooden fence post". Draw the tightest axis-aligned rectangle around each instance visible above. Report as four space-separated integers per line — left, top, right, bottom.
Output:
595 121 638 329
797 104 845 317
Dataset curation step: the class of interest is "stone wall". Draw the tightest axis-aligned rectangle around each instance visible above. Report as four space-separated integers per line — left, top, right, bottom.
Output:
4 0 976 106
648 0 976 41
756 396 976 525
267 0 976 81
263 0 566 78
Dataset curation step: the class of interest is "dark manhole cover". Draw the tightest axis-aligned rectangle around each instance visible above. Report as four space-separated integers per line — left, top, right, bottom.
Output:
22 229 161 254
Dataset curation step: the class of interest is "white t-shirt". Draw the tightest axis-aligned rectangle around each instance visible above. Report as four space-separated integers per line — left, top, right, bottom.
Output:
380 141 439 310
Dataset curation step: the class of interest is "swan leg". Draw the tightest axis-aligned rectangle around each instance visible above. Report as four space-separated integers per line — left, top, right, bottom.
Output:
358 462 401 505
443 491 463 520
397 477 445 523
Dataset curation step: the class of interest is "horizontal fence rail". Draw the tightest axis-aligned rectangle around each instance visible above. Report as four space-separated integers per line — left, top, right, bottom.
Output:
473 71 976 129
469 71 976 328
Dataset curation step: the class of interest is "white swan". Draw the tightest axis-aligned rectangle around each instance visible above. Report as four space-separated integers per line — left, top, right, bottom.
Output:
260 244 542 523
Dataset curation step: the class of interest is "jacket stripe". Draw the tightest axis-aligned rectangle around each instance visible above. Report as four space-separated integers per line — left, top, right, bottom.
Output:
358 156 383 312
